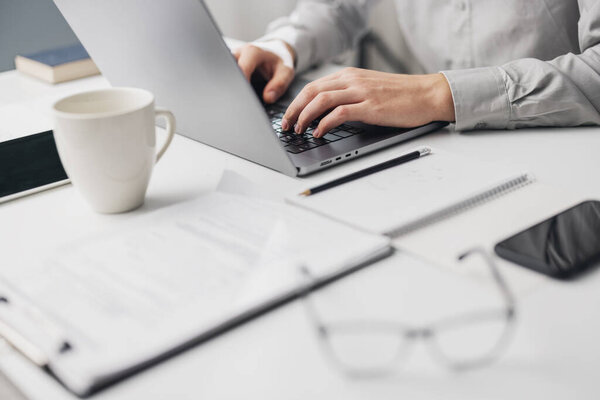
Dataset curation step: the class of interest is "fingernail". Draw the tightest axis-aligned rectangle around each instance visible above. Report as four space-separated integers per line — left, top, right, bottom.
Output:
281 118 289 131
313 129 320 137
295 124 301 134
267 90 277 102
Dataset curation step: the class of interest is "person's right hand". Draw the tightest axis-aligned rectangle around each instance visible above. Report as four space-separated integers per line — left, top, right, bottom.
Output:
233 42 295 104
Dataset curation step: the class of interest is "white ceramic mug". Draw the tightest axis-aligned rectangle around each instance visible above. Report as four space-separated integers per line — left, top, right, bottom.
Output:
52 87 175 213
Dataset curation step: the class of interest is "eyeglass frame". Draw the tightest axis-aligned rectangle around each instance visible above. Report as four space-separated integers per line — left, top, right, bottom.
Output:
298 247 517 376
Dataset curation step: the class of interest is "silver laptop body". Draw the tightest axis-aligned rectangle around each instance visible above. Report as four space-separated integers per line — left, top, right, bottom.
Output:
53 0 447 177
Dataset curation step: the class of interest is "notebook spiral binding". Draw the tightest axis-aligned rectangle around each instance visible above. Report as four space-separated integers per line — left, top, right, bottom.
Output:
385 173 536 238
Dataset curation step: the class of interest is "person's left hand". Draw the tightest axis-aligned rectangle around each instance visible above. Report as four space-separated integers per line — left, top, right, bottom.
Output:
281 67 455 137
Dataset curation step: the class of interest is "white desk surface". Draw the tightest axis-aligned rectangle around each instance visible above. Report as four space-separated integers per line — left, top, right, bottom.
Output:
1 64 600 400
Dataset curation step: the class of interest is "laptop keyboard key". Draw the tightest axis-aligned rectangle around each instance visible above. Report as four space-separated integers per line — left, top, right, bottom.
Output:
346 126 364 134
285 145 302 154
290 137 308 146
308 137 330 146
298 142 318 151
334 130 354 138
322 133 341 141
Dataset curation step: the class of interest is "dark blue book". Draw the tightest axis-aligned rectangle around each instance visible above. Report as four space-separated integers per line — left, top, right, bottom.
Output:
15 43 100 83
24 43 90 67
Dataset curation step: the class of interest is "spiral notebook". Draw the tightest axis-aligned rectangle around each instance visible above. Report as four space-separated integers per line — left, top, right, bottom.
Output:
288 148 535 237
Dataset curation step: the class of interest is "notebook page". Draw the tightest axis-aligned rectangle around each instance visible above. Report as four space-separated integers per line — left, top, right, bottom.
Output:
0 192 388 395
289 148 529 235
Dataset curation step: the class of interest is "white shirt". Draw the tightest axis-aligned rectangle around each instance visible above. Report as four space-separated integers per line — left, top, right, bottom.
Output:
259 0 600 131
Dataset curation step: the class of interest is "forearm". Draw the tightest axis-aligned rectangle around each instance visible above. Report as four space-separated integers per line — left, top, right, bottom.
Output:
259 0 379 72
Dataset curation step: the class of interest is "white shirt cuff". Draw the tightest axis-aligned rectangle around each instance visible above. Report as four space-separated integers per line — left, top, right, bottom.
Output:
441 67 510 131
251 39 295 70
258 25 315 72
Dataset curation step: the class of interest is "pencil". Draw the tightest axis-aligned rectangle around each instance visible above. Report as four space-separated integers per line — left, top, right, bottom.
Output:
299 147 432 196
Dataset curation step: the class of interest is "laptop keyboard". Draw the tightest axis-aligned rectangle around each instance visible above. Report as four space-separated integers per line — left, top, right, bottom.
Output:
267 106 365 154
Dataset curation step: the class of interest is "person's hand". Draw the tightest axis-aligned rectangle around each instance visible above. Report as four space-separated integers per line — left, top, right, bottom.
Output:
281 67 455 137
233 42 296 104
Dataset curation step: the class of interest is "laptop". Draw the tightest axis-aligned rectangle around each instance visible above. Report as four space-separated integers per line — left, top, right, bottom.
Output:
53 0 448 177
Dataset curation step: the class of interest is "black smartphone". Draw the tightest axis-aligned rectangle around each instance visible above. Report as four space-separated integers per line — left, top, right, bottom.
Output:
0 130 69 204
494 200 600 279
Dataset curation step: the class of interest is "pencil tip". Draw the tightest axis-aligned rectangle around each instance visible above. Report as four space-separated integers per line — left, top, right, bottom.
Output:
299 190 311 196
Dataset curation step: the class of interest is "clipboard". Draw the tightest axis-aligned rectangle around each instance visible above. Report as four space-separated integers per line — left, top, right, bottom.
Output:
0 192 391 396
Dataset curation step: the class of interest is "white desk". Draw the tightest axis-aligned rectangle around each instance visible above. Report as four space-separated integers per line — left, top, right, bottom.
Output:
1 66 600 400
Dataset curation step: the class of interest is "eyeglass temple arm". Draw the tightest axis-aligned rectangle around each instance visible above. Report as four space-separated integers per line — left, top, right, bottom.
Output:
457 248 517 315
298 266 330 333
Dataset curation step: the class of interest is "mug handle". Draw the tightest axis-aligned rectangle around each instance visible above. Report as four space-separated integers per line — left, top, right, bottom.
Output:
154 107 176 163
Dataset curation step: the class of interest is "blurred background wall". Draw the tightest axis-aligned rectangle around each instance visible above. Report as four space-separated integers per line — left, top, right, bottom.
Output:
0 0 418 73
0 0 80 71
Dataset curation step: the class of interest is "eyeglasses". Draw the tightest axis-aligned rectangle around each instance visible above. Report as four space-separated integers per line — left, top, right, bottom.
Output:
298 248 517 376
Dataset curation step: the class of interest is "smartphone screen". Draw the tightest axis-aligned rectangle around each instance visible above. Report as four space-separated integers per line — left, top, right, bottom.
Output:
495 201 600 279
0 131 69 203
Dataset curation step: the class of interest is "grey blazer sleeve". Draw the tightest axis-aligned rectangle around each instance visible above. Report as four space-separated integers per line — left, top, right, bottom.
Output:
260 0 380 72
442 0 600 130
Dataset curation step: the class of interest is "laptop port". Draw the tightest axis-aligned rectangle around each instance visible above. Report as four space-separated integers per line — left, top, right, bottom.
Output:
345 153 351 158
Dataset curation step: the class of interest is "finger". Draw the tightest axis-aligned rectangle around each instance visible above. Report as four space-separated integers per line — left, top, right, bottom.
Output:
315 103 365 138
262 63 294 104
283 80 346 132
296 90 361 135
237 46 261 81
